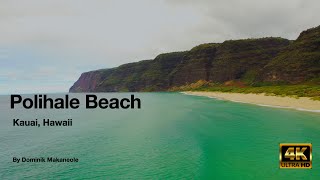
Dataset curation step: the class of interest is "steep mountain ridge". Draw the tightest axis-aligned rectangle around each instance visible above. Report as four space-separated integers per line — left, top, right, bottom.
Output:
70 26 320 92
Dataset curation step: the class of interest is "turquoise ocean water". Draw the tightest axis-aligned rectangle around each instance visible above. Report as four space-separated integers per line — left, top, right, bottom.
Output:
0 93 319 179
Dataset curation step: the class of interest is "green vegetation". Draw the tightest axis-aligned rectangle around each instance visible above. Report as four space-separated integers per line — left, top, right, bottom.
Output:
170 80 320 100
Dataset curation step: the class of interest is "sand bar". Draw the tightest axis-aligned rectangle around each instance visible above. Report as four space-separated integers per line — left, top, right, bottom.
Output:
183 91 320 112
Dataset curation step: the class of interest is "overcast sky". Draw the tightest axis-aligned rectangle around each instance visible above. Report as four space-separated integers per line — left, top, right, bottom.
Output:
1 0 319 94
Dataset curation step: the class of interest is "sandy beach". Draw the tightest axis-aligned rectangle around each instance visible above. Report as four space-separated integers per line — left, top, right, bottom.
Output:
183 91 320 112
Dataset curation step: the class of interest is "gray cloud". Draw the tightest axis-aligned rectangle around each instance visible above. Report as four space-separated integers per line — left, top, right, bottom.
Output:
1 0 319 93
165 0 320 40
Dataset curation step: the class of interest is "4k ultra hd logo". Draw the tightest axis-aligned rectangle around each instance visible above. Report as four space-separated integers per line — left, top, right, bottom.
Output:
280 143 312 169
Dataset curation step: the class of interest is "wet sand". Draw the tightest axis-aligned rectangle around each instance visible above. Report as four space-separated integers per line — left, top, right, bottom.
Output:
183 91 320 112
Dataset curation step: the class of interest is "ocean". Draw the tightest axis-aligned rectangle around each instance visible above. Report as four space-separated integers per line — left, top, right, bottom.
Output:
1 93 319 179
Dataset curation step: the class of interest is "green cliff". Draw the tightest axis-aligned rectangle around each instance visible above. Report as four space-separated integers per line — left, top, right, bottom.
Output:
262 26 320 83
70 25 320 93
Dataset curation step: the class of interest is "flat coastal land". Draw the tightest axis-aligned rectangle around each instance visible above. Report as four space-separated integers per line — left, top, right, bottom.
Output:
184 91 320 112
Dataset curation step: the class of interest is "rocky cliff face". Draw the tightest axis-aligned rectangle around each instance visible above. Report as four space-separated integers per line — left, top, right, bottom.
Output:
209 38 290 83
69 70 105 92
70 26 320 92
169 43 218 86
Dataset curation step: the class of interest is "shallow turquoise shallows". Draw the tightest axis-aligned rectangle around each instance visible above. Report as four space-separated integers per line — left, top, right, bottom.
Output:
1 93 319 179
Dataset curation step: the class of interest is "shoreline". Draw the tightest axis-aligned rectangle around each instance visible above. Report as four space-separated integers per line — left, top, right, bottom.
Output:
183 91 320 113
